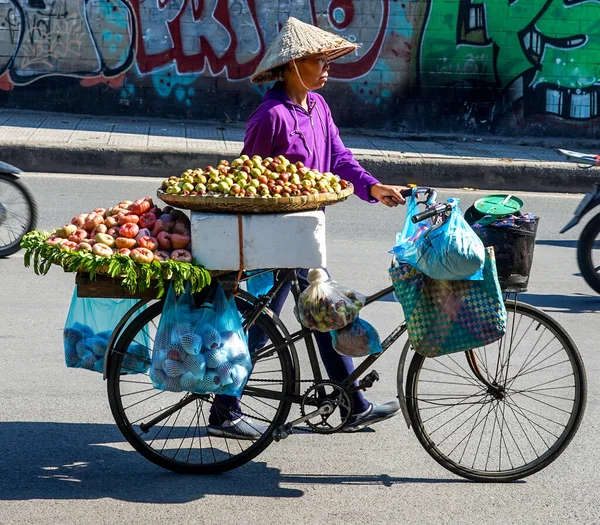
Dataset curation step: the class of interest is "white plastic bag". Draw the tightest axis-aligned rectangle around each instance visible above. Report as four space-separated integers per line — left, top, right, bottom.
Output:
294 269 366 332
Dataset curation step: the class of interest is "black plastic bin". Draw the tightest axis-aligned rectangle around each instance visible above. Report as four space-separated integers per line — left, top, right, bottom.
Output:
471 217 539 293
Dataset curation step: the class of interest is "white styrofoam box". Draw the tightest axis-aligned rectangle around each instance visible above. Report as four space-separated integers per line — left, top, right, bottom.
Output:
191 210 326 270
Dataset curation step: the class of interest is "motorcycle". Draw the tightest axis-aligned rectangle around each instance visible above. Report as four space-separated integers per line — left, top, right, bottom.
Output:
0 161 37 258
558 149 600 293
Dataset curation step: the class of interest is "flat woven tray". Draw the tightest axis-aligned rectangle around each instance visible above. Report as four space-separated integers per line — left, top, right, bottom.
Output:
157 185 354 213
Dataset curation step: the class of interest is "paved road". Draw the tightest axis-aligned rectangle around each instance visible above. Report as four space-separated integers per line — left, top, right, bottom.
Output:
1 174 599 524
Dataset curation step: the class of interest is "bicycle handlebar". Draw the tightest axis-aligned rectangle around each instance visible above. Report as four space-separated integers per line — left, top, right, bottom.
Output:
411 202 453 223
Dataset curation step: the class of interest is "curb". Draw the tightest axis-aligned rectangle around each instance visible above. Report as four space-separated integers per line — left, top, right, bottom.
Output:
2 142 595 193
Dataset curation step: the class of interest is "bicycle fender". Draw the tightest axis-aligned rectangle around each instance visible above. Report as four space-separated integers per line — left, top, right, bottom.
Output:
0 160 22 175
396 339 413 429
561 184 600 233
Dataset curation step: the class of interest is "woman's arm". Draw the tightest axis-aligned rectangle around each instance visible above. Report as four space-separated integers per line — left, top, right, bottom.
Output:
329 118 380 202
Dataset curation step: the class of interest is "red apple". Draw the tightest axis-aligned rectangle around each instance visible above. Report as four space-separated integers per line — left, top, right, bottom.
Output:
139 212 157 230
119 223 139 239
92 243 113 257
115 237 137 250
171 233 191 250
172 220 190 236
137 236 159 251
170 249 192 263
153 250 171 262
118 213 140 226
130 247 154 264
156 231 172 251
68 229 88 243
76 242 93 252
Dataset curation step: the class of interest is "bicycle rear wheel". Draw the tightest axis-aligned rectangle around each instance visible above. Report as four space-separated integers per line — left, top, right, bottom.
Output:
107 297 295 474
405 300 586 482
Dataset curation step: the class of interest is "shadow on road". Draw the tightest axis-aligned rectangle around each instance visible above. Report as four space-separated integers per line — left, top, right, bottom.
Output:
535 240 579 249
0 421 467 502
520 293 600 313
0 421 302 502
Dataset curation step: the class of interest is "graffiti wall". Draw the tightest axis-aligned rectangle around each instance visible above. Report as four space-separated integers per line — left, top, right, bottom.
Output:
0 0 599 136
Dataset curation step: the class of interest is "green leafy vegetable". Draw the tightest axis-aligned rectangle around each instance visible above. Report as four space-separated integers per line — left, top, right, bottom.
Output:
20 231 211 298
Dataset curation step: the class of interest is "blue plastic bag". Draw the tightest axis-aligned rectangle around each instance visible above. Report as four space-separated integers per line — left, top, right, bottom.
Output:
332 317 383 358
63 287 150 374
392 196 485 281
246 271 274 297
150 283 252 396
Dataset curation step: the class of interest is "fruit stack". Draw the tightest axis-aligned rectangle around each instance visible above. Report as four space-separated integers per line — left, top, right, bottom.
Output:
46 198 193 263
161 154 350 199
63 322 149 373
150 319 251 395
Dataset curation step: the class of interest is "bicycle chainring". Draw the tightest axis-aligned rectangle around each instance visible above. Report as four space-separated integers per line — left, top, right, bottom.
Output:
300 380 354 434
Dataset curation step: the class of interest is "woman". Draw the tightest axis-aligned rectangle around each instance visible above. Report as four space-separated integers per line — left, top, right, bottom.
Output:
208 17 410 439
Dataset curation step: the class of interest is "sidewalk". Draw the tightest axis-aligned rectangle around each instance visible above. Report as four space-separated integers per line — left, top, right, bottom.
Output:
0 108 597 193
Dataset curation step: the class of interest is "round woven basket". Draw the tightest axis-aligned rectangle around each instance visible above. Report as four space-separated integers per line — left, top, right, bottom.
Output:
157 185 354 213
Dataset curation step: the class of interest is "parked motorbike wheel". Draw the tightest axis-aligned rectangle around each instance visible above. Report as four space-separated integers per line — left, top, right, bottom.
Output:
577 213 600 294
0 174 37 257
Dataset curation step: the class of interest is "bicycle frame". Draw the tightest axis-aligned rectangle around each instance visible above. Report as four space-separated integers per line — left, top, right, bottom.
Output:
103 266 501 430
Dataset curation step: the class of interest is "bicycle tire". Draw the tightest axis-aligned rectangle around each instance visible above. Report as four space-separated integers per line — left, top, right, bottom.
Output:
404 300 587 482
107 297 295 474
0 175 37 257
577 213 600 294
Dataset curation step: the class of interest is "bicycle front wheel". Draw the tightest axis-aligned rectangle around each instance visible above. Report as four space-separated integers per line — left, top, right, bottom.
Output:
106 297 295 474
0 175 37 257
405 300 586 482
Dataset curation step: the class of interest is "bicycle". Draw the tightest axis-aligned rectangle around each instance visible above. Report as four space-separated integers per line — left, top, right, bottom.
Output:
103 189 587 482
0 161 37 258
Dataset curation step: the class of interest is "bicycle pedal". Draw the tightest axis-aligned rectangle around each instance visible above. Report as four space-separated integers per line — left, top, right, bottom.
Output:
273 423 293 442
358 370 380 390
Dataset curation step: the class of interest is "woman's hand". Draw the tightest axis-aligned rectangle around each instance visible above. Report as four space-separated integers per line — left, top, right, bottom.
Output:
370 183 411 207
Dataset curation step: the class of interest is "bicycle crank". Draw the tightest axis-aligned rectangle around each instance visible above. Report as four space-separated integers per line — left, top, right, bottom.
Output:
273 403 334 442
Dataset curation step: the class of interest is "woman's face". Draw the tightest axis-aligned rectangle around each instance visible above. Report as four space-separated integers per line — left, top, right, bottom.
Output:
293 54 330 90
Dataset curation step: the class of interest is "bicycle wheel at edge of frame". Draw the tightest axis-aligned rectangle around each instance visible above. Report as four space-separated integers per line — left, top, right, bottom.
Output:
402 299 587 482
0 174 37 257
106 295 296 474
577 213 600 294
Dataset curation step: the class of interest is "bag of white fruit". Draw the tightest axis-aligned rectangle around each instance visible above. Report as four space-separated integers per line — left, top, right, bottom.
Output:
331 317 383 358
151 282 251 395
294 269 366 332
63 287 150 374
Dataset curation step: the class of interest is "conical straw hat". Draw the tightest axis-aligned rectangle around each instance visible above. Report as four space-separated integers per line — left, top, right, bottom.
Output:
250 17 358 84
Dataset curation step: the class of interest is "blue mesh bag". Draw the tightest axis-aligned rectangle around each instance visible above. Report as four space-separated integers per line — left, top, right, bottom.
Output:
332 318 383 358
63 287 150 374
392 196 485 281
150 283 251 396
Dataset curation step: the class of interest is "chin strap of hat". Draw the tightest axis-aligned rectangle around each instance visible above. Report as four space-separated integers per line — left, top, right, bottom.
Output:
291 60 311 92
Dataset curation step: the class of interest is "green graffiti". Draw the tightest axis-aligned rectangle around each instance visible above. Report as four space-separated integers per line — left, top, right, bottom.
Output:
419 0 600 94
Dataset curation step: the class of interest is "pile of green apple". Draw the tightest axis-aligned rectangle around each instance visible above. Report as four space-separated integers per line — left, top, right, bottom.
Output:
161 155 350 198
44 197 194 264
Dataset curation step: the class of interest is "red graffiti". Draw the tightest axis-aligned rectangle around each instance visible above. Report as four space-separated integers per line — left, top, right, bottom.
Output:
80 74 127 88
131 0 389 81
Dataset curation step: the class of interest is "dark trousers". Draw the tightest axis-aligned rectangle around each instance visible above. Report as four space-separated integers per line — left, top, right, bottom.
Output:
209 269 370 425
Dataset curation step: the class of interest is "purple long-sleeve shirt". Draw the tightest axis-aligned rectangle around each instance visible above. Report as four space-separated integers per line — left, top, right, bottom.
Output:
241 82 380 202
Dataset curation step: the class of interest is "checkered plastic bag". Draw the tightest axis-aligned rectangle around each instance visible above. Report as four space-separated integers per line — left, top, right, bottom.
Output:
389 248 506 357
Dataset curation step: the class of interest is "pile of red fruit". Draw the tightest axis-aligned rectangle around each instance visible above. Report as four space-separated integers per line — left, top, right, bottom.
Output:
45 197 193 263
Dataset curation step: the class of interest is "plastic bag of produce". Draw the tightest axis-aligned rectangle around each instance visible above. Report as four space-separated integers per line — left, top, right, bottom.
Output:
63 287 150 374
331 318 383 358
391 196 485 281
150 283 251 396
295 269 366 332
